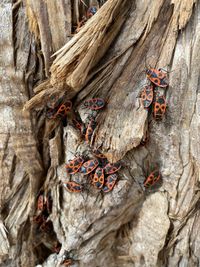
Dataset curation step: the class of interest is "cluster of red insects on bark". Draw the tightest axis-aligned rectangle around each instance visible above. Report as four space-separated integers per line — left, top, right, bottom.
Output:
64 149 121 194
139 67 168 120
44 65 168 195
53 96 122 194
33 96 122 264
32 65 169 265
138 66 169 187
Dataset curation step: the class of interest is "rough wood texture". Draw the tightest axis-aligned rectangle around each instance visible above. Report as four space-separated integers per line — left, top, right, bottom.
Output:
0 0 200 267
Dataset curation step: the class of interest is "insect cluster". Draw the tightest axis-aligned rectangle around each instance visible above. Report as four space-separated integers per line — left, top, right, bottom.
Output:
32 66 169 265
66 98 122 194
64 152 121 193
139 66 169 187
44 94 121 193
43 69 168 192
139 67 168 120
38 95 122 265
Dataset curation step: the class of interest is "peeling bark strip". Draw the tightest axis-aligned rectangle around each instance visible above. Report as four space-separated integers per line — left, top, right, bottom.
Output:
51 0 131 89
24 0 132 110
1 0 200 267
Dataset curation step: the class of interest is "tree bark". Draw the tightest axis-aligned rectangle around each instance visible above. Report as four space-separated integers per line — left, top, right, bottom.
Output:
0 0 200 267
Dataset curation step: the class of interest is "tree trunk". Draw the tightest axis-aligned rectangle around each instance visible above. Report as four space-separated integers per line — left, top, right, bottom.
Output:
1 0 200 267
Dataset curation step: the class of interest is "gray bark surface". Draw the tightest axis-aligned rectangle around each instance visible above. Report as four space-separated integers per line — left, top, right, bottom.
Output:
0 0 200 267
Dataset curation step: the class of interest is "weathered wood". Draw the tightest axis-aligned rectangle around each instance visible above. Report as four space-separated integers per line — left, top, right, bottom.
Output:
0 0 200 267
23 0 132 110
